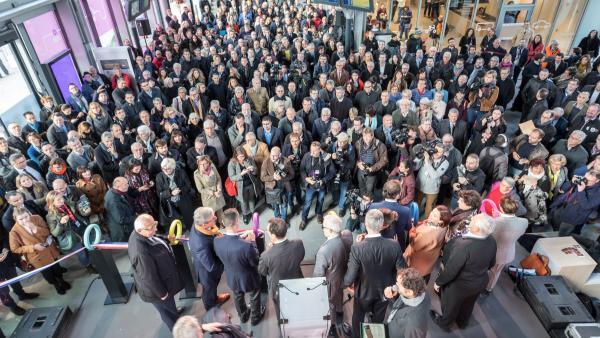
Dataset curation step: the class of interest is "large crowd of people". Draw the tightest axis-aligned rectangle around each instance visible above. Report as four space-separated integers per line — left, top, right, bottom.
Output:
1 0 600 337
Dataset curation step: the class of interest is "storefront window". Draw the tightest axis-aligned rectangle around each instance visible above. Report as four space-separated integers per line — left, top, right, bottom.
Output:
23 11 69 64
83 0 119 47
0 44 40 125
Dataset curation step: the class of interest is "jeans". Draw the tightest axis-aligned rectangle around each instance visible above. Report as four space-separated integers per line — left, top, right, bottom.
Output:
400 23 410 39
271 202 287 220
332 181 350 210
301 187 326 222
467 107 480 126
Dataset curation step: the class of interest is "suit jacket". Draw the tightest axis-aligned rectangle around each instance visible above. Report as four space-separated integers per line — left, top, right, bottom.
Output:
94 144 121 184
66 146 96 171
185 146 218 172
256 127 284 150
330 69 350 87
104 189 137 242
128 231 183 302
509 46 528 68
47 124 72 149
436 236 496 291
343 236 405 301
258 239 305 299
547 61 567 77
436 119 468 152
314 235 352 311
138 88 166 111
189 226 224 286
369 201 412 250
214 234 261 292
492 215 528 265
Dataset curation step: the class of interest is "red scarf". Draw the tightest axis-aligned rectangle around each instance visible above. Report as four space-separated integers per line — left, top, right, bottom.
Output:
60 204 76 222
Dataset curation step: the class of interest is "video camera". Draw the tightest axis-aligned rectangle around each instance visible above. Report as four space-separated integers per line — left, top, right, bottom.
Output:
275 162 287 178
573 175 588 186
415 139 443 159
390 127 409 145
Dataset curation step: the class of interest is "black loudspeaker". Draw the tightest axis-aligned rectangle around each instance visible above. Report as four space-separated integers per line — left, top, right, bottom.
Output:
136 19 151 36
519 276 594 331
334 11 344 27
10 306 72 338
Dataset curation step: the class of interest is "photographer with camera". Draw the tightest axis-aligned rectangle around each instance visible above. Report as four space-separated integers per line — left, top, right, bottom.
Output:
450 154 486 209
474 106 507 141
376 115 402 172
466 70 499 125
299 141 336 230
356 128 388 195
414 140 449 218
260 147 294 221
327 132 356 217
346 190 373 233
282 132 308 216
549 169 600 236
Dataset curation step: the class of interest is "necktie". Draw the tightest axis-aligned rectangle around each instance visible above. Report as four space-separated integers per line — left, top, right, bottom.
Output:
450 123 454 135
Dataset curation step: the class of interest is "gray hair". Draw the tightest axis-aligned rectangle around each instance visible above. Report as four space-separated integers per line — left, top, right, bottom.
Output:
134 214 155 232
101 131 114 142
161 157 176 170
331 121 342 129
292 121 303 129
323 214 342 234
173 315 201 338
571 130 587 142
193 207 215 226
336 132 349 142
321 107 331 116
502 176 515 188
203 119 215 128
471 214 495 237
365 209 384 233
137 125 152 135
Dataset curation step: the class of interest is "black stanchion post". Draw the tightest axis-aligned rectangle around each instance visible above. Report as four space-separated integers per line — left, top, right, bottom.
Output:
171 243 200 299
89 250 134 305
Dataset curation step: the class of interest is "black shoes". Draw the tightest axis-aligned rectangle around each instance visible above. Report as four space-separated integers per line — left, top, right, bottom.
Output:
55 285 66 295
243 215 251 224
59 265 68 273
176 307 185 316
429 310 451 332
86 265 98 274
299 221 307 231
18 292 39 301
10 305 26 316
250 305 266 326
317 215 324 224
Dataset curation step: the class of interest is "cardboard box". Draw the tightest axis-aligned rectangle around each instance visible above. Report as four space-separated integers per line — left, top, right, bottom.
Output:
532 237 597 290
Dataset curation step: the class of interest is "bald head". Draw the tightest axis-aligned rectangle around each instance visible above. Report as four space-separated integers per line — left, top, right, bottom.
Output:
112 177 129 192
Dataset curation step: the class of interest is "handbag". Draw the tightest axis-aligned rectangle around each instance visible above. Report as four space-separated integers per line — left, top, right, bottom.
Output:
57 228 76 252
520 253 551 276
224 177 237 197
265 188 283 204
19 256 34 272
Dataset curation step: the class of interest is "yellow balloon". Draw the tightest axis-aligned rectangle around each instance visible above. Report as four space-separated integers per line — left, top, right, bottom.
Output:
168 219 183 245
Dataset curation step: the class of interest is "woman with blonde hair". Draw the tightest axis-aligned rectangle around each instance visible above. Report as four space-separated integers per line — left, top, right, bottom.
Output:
575 54 592 81
16 173 48 207
193 155 226 223
9 208 68 294
45 191 92 270
546 154 569 200
86 101 112 139
186 68 205 88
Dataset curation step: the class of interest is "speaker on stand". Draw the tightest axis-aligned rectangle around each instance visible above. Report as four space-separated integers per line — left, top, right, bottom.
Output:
135 19 151 50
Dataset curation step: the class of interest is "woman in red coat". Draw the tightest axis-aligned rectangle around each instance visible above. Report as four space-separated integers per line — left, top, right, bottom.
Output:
527 34 545 63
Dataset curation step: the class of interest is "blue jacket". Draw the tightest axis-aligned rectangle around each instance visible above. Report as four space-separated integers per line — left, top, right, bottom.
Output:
214 234 261 292
188 227 224 286
369 200 412 251
550 183 600 226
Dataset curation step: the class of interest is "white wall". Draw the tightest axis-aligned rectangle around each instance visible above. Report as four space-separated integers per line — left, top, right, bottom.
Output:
572 0 599 52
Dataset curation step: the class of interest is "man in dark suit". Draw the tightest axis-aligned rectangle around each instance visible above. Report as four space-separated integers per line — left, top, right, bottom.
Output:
138 80 166 111
509 39 529 82
185 136 218 172
128 214 184 331
22 111 47 139
554 79 580 108
214 209 266 325
6 123 29 156
119 142 151 175
258 217 305 320
343 209 405 338
431 214 497 331
2 191 45 232
4 153 44 191
436 109 468 152
47 114 73 150
368 180 412 250
582 81 600 105
94 132 122 185
189 207 230 311
122 91 144 128
104 177 137 242
147 139 185 177
256 116 284 150
547 53 567 77
314 213 352 335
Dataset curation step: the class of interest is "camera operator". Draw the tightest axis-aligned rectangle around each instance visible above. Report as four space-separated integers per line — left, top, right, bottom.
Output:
376 114 401 172
282 133 307 217
549 169 600 236
355 128 388 195
299 141 336 230
438 134 463 204
475 106 507 141
346 191 373 233
414 141 449 218
261 147 294 221
327 132 356 217
467 70 499 125
450 154 486 208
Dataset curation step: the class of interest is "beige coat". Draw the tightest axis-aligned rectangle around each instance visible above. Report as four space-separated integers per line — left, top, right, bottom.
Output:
10 215 60 268
403 223 448 276
243 142 270 177
193 164 226 211
247 87 269 116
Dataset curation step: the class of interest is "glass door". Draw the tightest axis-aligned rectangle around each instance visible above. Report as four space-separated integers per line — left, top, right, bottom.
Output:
496 2 535 48
0 43 41 128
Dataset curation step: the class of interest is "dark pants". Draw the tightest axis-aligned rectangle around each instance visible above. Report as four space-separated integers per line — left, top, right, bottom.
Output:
0 266 26 308
438 282 482 328
233 288 261 320
357 171 376 195
351 297 387 338
512 65 523 83
301 187 326 222
200 276 220 311
40 264 64 285
151 295 179 331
